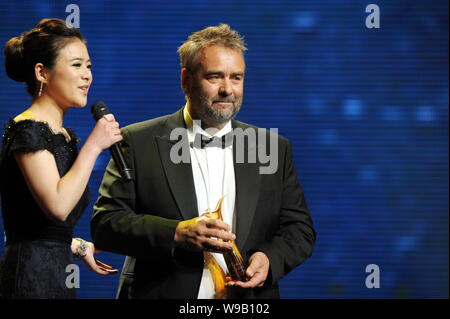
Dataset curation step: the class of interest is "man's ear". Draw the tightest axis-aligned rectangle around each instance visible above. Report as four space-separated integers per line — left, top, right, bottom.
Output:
34 63 50 84
181 68 192 95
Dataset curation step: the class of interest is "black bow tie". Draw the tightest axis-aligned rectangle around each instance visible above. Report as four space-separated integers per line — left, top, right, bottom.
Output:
192 133 234 149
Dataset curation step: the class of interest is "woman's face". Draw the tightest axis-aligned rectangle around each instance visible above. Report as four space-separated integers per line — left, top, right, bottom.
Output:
44 39 92 108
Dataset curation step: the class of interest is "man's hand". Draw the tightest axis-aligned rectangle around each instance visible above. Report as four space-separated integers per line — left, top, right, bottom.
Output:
174 216 236 253
227 252 270 288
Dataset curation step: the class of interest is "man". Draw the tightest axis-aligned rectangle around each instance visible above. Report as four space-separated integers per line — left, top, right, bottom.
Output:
91 24 315 299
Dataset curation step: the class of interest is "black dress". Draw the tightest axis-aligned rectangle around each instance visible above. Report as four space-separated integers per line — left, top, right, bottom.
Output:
0 119 90 299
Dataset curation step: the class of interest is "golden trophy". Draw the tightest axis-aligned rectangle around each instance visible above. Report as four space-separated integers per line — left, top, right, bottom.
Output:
202 196 249 283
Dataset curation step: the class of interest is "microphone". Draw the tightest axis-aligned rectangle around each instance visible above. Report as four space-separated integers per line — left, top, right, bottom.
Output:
91 101 133 182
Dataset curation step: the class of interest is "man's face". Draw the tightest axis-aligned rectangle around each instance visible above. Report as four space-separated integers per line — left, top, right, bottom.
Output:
186 45 245 128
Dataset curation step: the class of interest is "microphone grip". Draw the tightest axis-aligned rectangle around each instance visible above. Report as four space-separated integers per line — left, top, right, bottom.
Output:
109 144 133 181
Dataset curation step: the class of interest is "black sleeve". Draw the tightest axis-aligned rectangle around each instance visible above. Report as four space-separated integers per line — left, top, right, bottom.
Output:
7 121 52 155
251 139 316 286
90 127 179 260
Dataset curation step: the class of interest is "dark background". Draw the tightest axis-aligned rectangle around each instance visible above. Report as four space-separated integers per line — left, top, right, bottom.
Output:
0 0 448 298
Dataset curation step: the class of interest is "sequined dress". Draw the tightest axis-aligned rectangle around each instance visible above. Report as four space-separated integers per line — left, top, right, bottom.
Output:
0 119 90 298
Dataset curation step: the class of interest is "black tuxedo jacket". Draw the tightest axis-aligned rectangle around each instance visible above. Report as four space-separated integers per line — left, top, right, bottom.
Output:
91 108 316 299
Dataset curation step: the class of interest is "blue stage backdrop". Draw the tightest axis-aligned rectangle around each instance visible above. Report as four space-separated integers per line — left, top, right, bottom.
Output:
0 0 447 298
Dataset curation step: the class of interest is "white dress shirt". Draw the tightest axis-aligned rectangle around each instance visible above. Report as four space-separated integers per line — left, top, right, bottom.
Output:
183 107 236 299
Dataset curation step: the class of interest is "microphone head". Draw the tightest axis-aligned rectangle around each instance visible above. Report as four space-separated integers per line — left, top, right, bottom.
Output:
91 101 110 121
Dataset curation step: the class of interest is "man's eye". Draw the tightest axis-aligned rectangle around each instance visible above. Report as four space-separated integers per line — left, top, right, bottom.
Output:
87 64 92 69
72 63 81 67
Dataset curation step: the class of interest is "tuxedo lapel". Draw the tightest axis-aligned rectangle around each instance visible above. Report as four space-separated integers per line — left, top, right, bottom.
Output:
155 109 198 221
232 121 261 251
154 111 262 247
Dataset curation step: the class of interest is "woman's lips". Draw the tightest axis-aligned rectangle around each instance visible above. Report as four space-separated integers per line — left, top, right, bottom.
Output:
79 86 89 94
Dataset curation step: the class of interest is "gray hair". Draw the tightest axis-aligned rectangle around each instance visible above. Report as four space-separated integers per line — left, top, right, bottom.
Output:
177 23 247 72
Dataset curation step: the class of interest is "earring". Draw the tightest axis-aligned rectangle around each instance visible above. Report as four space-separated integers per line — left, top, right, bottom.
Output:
38 81 43 97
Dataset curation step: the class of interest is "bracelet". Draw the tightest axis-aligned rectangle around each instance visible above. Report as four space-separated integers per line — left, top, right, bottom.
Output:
73 238 89 259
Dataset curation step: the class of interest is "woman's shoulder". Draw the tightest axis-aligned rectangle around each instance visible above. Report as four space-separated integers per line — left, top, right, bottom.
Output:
2 118 74 155
4 117 52 138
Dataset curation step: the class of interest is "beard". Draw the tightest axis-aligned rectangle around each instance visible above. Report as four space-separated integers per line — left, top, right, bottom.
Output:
189 86 242 128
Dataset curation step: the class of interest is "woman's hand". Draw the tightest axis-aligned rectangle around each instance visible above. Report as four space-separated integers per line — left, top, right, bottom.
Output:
84 113 123 155
72 238 118 275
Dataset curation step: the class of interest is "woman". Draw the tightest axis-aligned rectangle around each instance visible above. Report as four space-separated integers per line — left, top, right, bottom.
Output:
0 18 121 298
